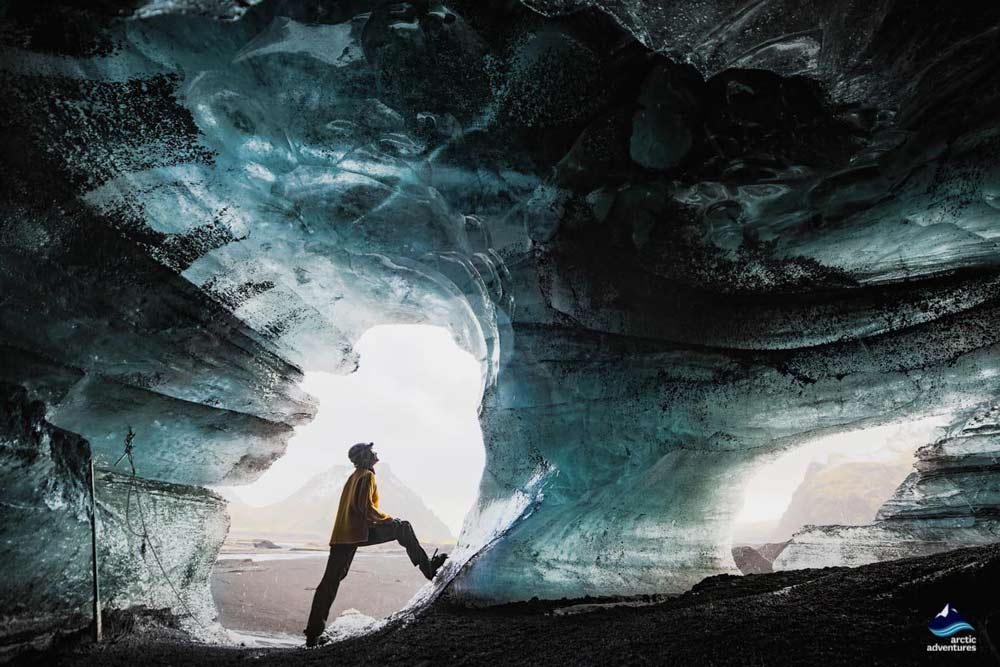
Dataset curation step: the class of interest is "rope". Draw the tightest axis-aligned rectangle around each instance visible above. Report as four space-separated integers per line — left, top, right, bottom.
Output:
114 427 210 631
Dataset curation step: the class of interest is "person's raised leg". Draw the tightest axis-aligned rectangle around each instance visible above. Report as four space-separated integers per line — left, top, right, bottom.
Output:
363 519 444 580
304 544 357 643
361 518 399 547
393 519 431 571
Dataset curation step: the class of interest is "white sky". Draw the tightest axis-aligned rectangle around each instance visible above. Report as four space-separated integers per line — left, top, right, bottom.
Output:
217 324 486 536
734 414 952 525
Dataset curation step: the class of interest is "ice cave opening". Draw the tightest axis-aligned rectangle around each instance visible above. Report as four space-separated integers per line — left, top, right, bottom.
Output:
209 324 485 642
730 416 953 575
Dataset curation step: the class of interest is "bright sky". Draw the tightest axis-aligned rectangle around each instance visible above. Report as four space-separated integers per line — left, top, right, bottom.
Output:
734 414 952 525
216 324 486 536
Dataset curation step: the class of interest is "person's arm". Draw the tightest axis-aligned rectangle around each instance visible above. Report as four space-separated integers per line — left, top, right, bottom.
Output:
354 472 392 522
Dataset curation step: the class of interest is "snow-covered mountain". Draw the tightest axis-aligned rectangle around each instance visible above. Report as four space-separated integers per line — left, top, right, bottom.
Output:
223 464 455 544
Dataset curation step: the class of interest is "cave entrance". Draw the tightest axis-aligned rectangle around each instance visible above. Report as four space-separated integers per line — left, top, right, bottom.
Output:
729 415 951 574
209 324 485 644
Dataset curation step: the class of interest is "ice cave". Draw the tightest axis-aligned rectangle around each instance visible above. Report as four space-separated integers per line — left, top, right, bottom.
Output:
2 0 1000 662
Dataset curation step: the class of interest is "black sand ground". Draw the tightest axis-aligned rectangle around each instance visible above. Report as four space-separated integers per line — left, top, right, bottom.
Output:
16 544 1000 666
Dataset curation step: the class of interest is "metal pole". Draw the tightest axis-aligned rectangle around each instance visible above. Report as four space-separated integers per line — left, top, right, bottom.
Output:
89 459 102 642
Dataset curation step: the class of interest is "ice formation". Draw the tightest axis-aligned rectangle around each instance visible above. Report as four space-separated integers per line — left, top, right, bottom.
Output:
774 405 1000 570
2 0 1000 631
0 384 226 637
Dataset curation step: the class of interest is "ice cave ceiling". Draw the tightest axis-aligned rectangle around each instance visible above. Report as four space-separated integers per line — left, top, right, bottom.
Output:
2 0 1000 626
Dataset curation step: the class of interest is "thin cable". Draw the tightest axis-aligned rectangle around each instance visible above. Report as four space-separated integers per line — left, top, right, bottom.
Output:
116 432 210 631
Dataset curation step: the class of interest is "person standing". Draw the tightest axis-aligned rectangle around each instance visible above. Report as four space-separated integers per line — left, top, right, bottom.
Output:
304 442 448 647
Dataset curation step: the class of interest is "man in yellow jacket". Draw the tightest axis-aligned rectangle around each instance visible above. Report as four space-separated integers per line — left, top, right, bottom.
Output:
304 442 448 646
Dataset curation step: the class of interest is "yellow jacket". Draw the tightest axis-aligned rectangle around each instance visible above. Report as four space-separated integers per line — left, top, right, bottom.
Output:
329 467 392 545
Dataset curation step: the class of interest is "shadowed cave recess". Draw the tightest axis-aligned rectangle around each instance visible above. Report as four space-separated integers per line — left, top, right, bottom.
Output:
2 0 1000 643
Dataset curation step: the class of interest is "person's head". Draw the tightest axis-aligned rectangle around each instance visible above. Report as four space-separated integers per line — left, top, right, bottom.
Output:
348 442 379 469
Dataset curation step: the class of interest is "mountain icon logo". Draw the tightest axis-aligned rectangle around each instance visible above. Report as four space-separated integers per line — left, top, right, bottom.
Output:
928 603 975 638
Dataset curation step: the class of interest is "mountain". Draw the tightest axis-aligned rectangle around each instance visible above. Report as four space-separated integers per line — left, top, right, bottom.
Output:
771 458 913 542
222 464 456 544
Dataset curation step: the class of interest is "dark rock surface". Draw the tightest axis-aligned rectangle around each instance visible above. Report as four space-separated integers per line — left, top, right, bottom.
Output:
18 544 1000 666
251 540 280 550
732 542 790 575
730 545 773 575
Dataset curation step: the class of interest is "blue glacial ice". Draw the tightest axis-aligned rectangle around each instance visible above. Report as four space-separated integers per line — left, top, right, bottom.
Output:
2 0 1000 627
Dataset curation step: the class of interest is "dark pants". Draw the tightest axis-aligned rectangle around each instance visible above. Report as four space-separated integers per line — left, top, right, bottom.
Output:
305 519 430 638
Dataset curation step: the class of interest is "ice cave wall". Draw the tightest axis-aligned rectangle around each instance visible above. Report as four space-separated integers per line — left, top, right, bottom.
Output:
2 0 1000 623
0 383 226 638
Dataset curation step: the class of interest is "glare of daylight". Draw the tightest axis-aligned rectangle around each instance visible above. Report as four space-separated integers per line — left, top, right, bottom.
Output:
734 414 951 525
217 324 485 537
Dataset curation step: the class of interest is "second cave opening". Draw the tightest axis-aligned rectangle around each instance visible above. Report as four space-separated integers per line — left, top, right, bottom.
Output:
729 415 953 573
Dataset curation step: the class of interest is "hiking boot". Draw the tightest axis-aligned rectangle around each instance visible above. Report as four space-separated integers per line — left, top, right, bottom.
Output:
419 548 449 580
304 633 330 648
430 550 448 577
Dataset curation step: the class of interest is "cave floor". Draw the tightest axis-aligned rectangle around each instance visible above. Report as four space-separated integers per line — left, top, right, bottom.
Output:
18 545 1000 666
